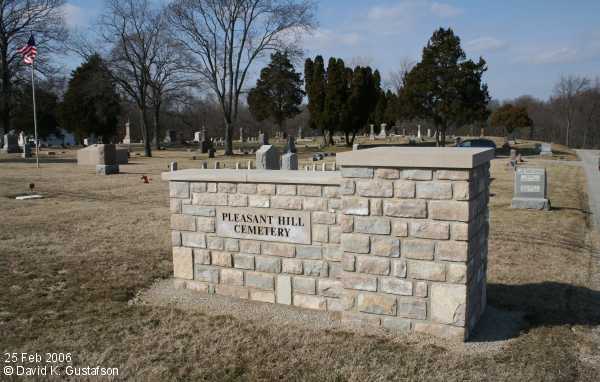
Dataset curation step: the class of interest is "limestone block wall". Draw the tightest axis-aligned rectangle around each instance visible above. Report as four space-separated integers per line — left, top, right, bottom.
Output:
337 164 489 340
167 171 346 312
163 147 493 341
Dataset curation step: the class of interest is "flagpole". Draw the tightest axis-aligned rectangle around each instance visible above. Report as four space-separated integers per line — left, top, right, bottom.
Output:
31 60 39 168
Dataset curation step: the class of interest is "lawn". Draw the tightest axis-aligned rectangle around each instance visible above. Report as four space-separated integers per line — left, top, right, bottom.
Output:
0 146 598 381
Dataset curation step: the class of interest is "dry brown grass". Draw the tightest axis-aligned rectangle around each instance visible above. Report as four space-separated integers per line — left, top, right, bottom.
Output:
0 148 599 381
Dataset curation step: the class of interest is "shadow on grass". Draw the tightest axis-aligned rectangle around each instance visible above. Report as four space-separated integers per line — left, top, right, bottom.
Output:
473 282 600 342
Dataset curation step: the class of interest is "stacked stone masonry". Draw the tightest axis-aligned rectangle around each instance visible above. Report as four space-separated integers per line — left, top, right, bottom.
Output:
164 148 492 341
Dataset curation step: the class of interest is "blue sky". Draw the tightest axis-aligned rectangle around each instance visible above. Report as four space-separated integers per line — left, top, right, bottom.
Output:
61 0 600 101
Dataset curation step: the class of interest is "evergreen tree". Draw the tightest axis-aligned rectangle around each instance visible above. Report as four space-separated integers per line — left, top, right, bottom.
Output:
401 28 490 145
323 58 347 145
304 56 326 137
12 85 59 139
342 66 376 145
247 51 304 134
59 54 121 142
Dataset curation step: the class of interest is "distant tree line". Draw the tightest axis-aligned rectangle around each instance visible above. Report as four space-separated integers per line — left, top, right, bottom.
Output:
488 76 600 148
4 0 599 153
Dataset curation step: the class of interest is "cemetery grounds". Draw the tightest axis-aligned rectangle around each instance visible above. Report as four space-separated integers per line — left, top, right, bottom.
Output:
0 141 599 381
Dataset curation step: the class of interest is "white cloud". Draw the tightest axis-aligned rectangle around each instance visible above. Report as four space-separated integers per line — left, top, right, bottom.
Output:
61 3 93 28
301 28 362 51
367 1 462 23
430 2 463 18
465 37 508 53
526 47 578 64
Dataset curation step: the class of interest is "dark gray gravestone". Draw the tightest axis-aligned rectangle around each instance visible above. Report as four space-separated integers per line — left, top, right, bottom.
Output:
1 133 18 153
511 167 550 210
256 145 280 170
281 152 298 170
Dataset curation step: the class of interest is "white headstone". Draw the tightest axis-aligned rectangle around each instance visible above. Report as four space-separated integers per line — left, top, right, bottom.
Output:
417 125 422 139
540 143 552 156
378 123 387 139
123 122 131 144
369 124 375 140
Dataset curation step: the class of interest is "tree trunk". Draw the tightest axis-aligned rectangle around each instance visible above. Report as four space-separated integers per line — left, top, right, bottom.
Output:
350 131 356 146
344 131 350 147
566 117 571 147
435 126 441 147
153 104 160 150
140 106 152 157
328 130 334 145
1 44 11 137
224 118 233 155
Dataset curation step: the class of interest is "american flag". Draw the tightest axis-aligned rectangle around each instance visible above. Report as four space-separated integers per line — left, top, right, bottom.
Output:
17 35 37 65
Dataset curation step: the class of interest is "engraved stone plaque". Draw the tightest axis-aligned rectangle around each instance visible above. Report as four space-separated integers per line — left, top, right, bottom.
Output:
216 207 311 244
512 167 550 210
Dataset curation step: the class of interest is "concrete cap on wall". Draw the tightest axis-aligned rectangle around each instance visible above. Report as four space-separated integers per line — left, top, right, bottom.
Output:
162 169 342 185
336 147 495 169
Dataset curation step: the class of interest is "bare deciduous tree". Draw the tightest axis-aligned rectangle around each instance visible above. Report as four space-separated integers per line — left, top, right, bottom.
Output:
0 0 67 136
553 74 590 147
96 0 166 157
148 35 194 149
386 57 415 93
168 0 315 155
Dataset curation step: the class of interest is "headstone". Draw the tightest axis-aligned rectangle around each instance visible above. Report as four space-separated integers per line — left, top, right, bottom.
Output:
402 128 406 136
281 152 298 170
22 143 32 158
511 167 550 210
116 146 129 164
369 124 375 140
284 136 296 153
201 161 208 169
83 133 97 146
352 143 360 151
427 128 431 138
510 149 517 161
18 131 26 148
258 132 269 146
540 143 552 156
96 164 119 175
1 132 18 153
378 123 387 139
417 124 422 139
239 127 244 142
163 130 176 144
199 127 209 153
169 161 178 171
123 122 131 144
77 144 118 166
256 145 280 170
297 126 304 139
214 162 220 169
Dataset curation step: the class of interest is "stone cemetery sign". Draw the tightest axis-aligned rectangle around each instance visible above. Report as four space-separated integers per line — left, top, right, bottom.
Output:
216 207 311 244
511 167 550 210
163 147 494 341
